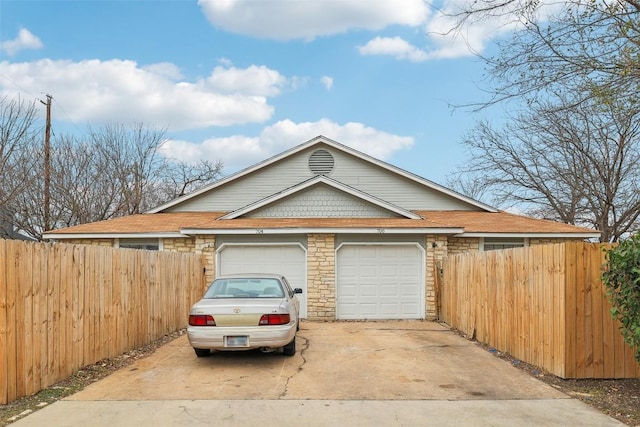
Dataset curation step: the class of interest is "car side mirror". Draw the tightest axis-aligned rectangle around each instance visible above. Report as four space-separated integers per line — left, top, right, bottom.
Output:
294 288 303 294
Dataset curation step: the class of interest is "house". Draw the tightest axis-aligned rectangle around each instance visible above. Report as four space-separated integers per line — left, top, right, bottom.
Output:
43 136 600 320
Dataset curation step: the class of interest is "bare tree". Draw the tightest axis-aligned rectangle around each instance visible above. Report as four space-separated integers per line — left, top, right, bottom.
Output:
0 96 40 238
89 122 169 216
444 0 640 240
451 0 640 109
9 122 224 240
159 159 224 199
455 94 640 242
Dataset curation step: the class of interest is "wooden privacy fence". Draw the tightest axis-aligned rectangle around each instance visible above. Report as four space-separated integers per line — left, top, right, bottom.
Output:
0 239 206 404
440 242 640 379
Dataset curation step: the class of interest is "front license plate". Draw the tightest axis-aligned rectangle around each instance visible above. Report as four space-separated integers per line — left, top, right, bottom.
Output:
225 336 249 347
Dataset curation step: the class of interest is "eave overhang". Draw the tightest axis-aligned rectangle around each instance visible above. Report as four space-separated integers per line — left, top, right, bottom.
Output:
460 232 601 239
180 227 464 235
42 232 185 240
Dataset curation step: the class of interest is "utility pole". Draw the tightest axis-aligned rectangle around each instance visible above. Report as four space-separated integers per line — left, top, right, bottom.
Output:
40 94 52 232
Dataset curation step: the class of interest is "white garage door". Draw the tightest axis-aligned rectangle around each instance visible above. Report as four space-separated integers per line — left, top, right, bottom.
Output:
336 244 424 320
218 244 307 318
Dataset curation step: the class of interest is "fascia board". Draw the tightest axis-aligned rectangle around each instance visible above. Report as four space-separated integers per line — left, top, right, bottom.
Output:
181 227 464 235
42 232 185 240
459 232 601 239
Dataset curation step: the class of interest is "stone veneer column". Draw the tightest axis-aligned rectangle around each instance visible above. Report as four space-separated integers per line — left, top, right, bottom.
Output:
425 235 448 320
195 235 216 291
307 234 336 320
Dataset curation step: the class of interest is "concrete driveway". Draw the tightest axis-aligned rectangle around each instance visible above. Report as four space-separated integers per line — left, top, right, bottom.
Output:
13 321 624 426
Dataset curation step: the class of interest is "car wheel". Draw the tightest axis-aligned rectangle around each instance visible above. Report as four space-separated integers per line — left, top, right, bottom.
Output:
194 348 211 357
282 338 296 356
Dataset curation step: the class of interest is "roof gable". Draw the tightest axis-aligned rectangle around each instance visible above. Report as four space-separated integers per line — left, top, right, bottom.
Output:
220 175 420 220
149 136 496 214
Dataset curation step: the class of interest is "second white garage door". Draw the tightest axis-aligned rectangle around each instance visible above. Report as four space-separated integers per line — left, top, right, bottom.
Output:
336 244 424 320
217 244 307 318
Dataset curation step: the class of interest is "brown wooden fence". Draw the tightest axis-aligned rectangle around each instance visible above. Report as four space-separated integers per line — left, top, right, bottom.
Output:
440 242 640 379
0 239 206 404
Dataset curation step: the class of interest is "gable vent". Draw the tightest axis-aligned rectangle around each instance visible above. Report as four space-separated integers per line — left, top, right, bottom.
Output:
308 149 335 175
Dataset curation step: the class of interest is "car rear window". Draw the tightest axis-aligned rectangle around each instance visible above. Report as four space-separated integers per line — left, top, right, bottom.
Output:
204 278 285 299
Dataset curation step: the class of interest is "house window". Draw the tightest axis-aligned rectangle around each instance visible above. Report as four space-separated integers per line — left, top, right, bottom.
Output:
482 238 526 251
118 238 160 251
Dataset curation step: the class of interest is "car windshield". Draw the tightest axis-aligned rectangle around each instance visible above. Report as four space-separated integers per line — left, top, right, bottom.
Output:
203 278 285 299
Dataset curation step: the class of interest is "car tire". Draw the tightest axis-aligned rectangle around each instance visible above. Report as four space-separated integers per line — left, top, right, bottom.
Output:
194 348 211 357
282 338 296 356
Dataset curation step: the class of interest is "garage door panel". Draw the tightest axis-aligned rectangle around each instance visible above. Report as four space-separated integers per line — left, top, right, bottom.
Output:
380 265 398 277
380 285 399 296
360 284 378 297
359 304 378 316
337 244 423 320
219 245 307 318
381 304 400 315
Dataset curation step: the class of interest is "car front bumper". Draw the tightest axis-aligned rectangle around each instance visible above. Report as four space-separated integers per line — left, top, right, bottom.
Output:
187 323 296 351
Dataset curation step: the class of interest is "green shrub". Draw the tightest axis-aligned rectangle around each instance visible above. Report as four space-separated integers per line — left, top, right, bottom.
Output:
602 233 640 363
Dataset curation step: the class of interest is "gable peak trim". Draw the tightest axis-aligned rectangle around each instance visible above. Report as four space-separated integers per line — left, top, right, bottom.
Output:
146 135 497 213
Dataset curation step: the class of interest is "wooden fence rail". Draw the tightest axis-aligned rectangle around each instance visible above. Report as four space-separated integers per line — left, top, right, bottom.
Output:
440 242 640 379
0 239 206 404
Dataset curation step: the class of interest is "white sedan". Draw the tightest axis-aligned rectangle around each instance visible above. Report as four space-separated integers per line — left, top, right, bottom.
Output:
187 274 303 357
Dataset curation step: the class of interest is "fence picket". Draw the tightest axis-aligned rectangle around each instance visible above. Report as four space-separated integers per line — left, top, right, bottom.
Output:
0 240 204 404
441 241 640 379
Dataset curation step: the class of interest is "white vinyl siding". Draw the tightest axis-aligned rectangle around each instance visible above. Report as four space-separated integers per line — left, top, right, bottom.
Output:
217 244 308 318
245 184 401 218
165 144 480 213
336 243 424 320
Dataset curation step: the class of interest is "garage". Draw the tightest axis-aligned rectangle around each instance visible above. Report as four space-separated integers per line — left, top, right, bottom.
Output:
336 243 424 320
217 244 307 318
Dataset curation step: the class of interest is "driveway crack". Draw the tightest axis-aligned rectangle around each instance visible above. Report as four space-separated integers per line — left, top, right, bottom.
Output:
278 334 309 399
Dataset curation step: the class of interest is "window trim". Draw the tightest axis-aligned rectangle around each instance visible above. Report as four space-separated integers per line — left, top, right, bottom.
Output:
480 237 529 251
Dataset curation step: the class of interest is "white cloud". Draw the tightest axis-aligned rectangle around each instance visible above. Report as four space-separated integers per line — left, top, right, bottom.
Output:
0 59 286 130
418 0 565 60
160 119 414 172
198 0 429 40
1 28 43 56
142 62 184 80
321 76 333 90
357 18 506 61
355 0 564 61
206 65 286 96
359 37 428 62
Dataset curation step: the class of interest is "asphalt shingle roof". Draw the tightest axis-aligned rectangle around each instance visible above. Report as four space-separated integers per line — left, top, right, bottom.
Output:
44 210 597 236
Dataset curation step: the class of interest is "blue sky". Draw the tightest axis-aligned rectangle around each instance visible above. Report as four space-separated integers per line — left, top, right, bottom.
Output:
0 0 513 184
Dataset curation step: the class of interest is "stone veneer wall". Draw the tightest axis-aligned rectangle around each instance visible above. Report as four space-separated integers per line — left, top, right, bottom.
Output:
194 236 216 288
425 235 448 320
307 233 335 320
163 238 196 253
448 237 481 255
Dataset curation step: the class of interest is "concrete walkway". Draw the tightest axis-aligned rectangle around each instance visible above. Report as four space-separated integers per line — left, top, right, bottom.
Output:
11 321 625 426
